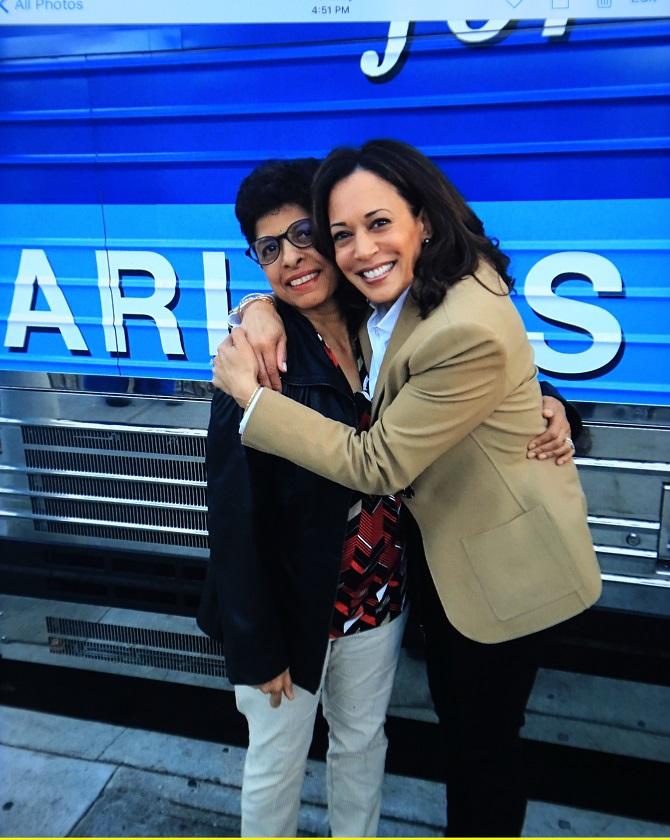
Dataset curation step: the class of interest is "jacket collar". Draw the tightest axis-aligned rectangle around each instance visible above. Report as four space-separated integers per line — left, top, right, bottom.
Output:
358 317 372 370
370 291 422 418
277 300 354 398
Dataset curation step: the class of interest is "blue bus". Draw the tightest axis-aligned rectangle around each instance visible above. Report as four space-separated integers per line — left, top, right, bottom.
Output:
0 19 668 681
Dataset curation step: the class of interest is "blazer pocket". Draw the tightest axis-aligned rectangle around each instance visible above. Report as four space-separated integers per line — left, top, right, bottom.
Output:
462 506 580 622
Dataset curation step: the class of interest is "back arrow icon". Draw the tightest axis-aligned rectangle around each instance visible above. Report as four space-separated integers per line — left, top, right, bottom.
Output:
0 1 9 12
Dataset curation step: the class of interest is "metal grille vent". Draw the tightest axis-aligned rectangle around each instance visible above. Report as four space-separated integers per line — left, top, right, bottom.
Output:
17 422 207 554
30 496 207 532
28 473 206 507
47 616 223 653
46 616 227 677
23 425 205 458
24 448 205 482
42 520 208 549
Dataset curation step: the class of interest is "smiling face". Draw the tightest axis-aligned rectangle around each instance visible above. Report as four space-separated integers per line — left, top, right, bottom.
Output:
328 169 431 306
256 203 339 312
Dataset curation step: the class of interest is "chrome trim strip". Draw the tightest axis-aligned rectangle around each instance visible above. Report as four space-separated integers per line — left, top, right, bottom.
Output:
594 544 657 559
576 457 670 473
0 465 206 486
5 499 654 522
0 376 211 403
0 509 207 535
0 519 656 551
602 572 670 589
0 488 205 512
1 379 666 427
0 417 208 437
587 515 660 530
576 403 670 428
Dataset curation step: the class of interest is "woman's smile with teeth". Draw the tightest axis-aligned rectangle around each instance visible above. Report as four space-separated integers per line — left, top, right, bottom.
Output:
288 270 319 287
361 262 394 280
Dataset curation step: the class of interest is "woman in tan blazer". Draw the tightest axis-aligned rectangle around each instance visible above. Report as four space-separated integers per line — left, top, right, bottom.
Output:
215 140 602 837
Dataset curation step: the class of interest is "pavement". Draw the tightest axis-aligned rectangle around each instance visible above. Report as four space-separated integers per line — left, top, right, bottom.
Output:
2 689 670 838
2 594 670 837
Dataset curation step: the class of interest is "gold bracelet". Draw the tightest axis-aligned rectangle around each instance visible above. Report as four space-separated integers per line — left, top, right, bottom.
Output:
244 385 262 414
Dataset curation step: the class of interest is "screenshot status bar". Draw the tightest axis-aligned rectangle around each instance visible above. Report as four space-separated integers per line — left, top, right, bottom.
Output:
0 0 667 24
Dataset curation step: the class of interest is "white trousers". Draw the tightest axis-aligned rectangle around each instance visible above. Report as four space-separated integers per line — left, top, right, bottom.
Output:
234 610 407 837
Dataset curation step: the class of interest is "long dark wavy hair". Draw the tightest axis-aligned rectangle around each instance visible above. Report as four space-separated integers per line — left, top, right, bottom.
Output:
311 139 514 318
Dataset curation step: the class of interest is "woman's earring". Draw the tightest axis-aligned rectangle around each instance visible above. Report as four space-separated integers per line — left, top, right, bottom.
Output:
422 237 432 247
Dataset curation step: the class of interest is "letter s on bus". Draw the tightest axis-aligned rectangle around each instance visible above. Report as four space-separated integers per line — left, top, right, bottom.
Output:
524 252 624 377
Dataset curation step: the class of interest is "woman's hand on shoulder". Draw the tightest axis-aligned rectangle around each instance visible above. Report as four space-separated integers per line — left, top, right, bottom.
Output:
212 328 262 407
255 668 294 708
527 396 576 466
239 300 288 391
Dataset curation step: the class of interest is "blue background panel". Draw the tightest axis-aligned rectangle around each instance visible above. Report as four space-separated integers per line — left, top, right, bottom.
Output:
1 19 667 204
0 20 668 403
0 200 667 404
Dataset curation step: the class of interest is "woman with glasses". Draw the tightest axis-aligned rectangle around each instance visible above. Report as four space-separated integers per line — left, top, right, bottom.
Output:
213 140 600 837
198 157 409 838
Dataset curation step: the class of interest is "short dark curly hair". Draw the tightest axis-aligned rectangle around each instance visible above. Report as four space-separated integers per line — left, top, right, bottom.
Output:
235 158 321 245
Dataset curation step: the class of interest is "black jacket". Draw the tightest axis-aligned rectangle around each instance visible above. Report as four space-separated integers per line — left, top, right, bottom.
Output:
197 302 361 693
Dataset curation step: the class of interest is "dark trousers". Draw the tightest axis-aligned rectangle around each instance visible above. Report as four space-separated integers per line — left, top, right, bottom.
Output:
418 554 544 837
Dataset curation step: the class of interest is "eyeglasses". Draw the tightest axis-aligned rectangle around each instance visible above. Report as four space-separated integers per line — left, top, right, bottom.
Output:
246 218 314 266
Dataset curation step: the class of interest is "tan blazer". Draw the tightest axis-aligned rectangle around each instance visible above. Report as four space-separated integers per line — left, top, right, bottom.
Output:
242 264 602 643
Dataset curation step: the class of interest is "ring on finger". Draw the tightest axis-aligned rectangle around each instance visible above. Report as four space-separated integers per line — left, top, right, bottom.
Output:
564 436 575 450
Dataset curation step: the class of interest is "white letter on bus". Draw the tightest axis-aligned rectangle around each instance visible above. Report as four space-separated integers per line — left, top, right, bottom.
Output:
4 249 87 352
360 21 410 79
542 19 569 37
525 252 623 376
447 20 509 44
97 250 185 357
202 252 230 356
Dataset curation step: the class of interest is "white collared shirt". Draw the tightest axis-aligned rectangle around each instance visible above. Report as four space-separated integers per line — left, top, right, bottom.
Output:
364 287 410 400
240 287 411 431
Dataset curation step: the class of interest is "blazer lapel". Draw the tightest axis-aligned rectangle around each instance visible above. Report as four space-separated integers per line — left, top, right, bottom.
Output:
358 315 373 372
371 293 421 419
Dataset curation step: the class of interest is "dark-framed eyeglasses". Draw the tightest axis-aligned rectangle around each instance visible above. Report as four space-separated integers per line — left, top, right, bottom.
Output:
246 217 314 266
